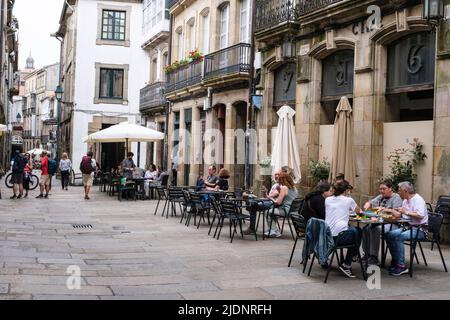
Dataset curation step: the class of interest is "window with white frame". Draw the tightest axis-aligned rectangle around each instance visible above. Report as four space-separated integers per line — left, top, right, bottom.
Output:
219 4 229 49
177 29 184 59
239 0 250 43
143 0 164 32
201 12 210 55
188 19 196 52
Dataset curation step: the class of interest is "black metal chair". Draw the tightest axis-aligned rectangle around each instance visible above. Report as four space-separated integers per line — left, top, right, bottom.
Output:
404 212 448 273
288 213 307 267
303 221 366 283
185 192 211 228
268 198 304 240
165 187 185 219
118 181 136 201
154 187 168 216
215 198 253 243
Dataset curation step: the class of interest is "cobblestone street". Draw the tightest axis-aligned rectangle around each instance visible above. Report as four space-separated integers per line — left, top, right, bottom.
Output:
0 183 450 300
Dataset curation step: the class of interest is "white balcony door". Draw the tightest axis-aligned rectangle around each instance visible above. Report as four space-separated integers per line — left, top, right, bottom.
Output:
219 4 229 69
202 14 210 55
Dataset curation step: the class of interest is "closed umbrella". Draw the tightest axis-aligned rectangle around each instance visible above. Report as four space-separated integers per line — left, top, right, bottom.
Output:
271 105 302 183
0 124 6 136
330 96 356 186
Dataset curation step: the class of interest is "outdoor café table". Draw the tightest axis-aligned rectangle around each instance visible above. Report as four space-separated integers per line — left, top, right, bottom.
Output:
349 216 414 276
132 177 147 200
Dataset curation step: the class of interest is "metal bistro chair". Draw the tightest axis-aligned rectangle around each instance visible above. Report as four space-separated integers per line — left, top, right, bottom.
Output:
288 213 307 267
267 198 304 240
185 192 211 228
303 221 367 283
154 186 168 216
118 180 136 201
215 198 252 243
179 190 193 225
404 212 448 274
164 187 185 219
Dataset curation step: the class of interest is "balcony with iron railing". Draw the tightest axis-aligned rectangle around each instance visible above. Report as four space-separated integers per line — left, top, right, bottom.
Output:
255 0 301 39
203 43 251 88
139 82 167 113
165 60 203 96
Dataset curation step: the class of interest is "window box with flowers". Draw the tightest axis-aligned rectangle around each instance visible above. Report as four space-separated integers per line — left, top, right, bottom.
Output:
164 50 204 75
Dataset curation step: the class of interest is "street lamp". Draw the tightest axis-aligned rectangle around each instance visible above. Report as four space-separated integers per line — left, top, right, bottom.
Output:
16 113 21 124
423 0 446 27
54 85 64 161
281 35 296 60
55 85 64 102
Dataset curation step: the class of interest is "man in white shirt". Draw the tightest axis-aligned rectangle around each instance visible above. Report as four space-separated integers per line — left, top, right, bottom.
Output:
385 181 428 276
325 180 362 278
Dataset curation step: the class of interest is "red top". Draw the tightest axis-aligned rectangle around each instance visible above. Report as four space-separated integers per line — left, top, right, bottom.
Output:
41 156 49 175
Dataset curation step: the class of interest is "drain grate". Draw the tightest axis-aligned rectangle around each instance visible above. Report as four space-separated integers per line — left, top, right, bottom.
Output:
72 224 93 229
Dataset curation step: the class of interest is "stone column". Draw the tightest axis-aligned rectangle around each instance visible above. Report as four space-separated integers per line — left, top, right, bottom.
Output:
433 25 450 242
178 107 186 186
190 106 201 185
225 102 236 190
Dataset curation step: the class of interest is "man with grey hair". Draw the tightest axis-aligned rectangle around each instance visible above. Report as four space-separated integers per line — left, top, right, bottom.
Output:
385 181 428 276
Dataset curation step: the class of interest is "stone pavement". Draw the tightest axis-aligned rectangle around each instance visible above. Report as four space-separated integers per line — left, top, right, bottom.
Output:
0 181 450 300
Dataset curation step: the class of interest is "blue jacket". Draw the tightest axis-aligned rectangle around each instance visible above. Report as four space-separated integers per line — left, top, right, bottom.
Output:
302 218 335 265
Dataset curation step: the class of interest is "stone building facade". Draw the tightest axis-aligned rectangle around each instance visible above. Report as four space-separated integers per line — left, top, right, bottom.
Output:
165 0 252 188
255 0 450 238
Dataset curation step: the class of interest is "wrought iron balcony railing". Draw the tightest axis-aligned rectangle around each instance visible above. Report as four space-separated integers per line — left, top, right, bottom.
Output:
166 60 203 94
140 82 167 112
168 0 178 8
255 0 299 32
256 0 346 32
296 0 345 15
204 43 251 81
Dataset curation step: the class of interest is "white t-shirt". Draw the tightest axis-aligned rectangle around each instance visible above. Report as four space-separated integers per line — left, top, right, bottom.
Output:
325 195 358 237
402 193 428 226
90 159 97 176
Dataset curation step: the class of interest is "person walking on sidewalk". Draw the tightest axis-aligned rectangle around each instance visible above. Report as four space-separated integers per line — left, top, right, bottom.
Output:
80 151 97 200
59 152 72 191
23 153 32 198
10 149 26 199
36 151 50 199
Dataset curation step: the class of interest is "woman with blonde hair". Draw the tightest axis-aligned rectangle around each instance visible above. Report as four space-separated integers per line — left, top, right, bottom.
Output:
266 171 298 238
59 152 72 190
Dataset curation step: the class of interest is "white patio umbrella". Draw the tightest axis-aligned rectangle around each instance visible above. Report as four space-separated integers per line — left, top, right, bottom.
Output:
27 148 51 156
83 122 164 144
82 122 164 156
271 105 302 183
0 124 6 136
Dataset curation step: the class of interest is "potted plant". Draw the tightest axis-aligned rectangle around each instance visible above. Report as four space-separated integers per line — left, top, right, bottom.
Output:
308 158 331 184
381 138 427 191
259 155 272 176
189 49 204 62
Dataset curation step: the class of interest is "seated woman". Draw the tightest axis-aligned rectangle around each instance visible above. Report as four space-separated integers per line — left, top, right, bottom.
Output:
144 164 158 198
301 181 333 223
325 180 362 278
207 168 230 191
265 172 298 238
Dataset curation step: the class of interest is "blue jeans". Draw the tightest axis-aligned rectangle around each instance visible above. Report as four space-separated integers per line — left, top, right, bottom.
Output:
386 227 425 266
333 227 362 266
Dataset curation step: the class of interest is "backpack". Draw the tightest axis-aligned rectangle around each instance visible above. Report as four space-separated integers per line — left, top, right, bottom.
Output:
48 159 58 175
80 156 94 174
13 155 26 173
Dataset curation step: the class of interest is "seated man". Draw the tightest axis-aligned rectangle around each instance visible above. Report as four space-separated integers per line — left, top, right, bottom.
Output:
204 165 219 189
361 181 403 265
385 181 428 276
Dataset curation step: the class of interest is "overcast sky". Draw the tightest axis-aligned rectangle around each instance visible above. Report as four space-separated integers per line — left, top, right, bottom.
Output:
14 0 64 70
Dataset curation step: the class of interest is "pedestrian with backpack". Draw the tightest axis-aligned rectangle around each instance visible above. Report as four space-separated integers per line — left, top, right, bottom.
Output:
80 151 97 200
10 149 26 199
36 151 51 199
47 155 58 193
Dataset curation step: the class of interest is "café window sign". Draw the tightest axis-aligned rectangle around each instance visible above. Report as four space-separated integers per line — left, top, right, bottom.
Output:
322 50 354 99
274 63 296 106
387 32 436 92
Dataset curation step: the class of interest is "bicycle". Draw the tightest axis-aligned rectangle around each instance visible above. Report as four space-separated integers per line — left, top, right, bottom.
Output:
4 172 40 190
